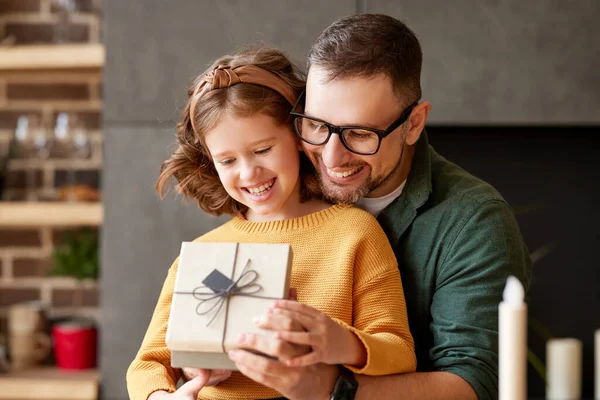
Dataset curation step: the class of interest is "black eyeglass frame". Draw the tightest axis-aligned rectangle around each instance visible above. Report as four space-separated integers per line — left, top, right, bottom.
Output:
290 90 418 155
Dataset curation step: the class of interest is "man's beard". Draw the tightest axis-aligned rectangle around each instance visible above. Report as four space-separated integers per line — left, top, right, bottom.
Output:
316 165 372 204
311 127 407 204
315 154 403 204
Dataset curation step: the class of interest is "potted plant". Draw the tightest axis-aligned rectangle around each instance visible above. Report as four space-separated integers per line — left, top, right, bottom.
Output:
47 228 99 370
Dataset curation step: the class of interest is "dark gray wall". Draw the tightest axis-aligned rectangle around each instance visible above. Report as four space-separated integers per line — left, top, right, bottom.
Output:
372 0 600 124
102 1 600 399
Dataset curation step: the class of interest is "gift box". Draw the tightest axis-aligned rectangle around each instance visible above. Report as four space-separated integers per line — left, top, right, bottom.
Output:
166 241 293 370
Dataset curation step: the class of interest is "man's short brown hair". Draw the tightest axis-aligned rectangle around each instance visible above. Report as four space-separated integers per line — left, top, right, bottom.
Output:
308 14 422 105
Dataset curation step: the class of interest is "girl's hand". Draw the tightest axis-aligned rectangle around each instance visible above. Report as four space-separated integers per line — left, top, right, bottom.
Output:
147 375 208 399
270 300 367 367
234 287 311 362
180 368 231 386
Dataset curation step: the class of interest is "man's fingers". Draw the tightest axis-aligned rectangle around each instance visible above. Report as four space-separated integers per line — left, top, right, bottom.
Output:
236 361 283 389
179 375 209 396
275 331 315 346
229 349 286 376
270 308 317 330
254 312 304 332
285 351 321 367
237 332 306 359
229 349 287 387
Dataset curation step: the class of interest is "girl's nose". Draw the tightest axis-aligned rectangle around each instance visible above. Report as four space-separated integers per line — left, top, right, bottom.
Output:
239 159 261 183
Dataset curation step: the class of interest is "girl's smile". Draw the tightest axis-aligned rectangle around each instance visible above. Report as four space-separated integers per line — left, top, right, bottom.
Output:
205 113 302 222
242 177 277 202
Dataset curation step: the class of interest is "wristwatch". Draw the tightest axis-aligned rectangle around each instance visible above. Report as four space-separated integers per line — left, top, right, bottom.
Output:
329 366 358 400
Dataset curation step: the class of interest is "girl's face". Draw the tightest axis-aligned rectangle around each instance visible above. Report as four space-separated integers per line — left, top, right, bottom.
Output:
205 113 302 222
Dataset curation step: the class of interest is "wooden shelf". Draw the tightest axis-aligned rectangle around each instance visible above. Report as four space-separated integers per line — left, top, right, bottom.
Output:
0 44 105 71
0 202 102 227
0 366 99 399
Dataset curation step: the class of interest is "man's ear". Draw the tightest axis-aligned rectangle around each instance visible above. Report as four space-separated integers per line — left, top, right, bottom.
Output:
406 101 432 146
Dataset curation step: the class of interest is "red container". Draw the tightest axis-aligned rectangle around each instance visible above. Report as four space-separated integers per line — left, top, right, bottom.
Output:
52 322 97 370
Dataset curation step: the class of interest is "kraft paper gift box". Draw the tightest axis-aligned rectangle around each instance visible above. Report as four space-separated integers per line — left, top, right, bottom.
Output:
166 241 292 370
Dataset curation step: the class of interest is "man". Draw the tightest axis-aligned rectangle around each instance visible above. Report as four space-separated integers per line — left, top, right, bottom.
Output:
185 14 532 400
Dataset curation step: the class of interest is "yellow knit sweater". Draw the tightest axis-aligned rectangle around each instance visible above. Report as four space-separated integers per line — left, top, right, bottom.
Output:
127 204 416 400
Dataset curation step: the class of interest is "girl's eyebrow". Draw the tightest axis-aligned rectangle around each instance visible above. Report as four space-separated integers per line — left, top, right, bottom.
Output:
249 136 277 146
212 137 277 158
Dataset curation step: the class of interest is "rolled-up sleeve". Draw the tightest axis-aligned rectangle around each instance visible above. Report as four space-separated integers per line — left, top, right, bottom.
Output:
430 199 532 400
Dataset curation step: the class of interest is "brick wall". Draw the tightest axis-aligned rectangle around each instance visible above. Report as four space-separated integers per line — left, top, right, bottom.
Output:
0 0 102 344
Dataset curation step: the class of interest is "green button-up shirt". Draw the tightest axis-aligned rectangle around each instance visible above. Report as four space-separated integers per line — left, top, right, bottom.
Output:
377 131 532 400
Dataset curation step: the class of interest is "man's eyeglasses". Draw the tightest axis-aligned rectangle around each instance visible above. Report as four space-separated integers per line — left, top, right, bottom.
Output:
290 90 417 155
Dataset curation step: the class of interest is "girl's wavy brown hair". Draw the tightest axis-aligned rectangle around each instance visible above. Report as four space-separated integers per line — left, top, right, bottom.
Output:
155 47 321 216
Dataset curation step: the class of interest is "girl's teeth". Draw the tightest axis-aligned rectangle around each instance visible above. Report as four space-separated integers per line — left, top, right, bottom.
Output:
248 180 273 194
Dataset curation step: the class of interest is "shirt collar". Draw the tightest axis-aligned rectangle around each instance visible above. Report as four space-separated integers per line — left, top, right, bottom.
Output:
404 128 432 210
377 129 433 244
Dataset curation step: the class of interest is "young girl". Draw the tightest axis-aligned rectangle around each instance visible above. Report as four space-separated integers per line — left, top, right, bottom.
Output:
127 48 416 400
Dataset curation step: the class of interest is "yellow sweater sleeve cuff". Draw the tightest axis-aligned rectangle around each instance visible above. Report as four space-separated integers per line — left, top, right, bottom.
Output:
333 318 417 376
127 373 178 400
332 318 372 374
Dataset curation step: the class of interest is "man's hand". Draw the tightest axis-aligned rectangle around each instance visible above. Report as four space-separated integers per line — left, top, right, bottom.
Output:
179 368 231 387
228 288 338 400
229 348 339 400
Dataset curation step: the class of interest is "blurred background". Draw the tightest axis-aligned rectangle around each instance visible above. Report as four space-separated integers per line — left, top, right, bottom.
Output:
0 1 598 399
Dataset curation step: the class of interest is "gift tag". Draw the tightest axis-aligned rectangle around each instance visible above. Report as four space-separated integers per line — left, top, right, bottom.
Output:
203 269 234 292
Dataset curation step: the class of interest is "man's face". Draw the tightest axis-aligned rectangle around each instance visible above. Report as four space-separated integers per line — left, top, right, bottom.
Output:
302 67 408 203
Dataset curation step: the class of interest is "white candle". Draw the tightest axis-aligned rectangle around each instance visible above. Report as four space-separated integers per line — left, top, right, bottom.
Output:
499 276 527 400
595 329 600 400
546 338 582 399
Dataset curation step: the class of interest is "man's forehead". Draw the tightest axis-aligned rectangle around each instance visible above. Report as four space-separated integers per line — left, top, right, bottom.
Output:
305 69 400 126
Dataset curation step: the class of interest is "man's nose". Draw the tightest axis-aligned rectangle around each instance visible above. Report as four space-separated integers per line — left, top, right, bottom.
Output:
321 134 353 168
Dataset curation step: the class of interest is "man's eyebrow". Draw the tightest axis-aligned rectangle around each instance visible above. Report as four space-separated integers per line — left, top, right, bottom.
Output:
302 110 383 130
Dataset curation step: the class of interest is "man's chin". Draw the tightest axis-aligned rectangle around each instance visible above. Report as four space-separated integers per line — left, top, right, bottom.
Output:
321 179 370 204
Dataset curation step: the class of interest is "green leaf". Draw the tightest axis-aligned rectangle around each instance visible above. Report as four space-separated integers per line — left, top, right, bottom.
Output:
527 348 547 384
529 316 554 342
530 243 554 265
47 228 99 281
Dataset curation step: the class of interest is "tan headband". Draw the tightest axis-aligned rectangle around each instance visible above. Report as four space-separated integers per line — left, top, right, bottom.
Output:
189 64 297 135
